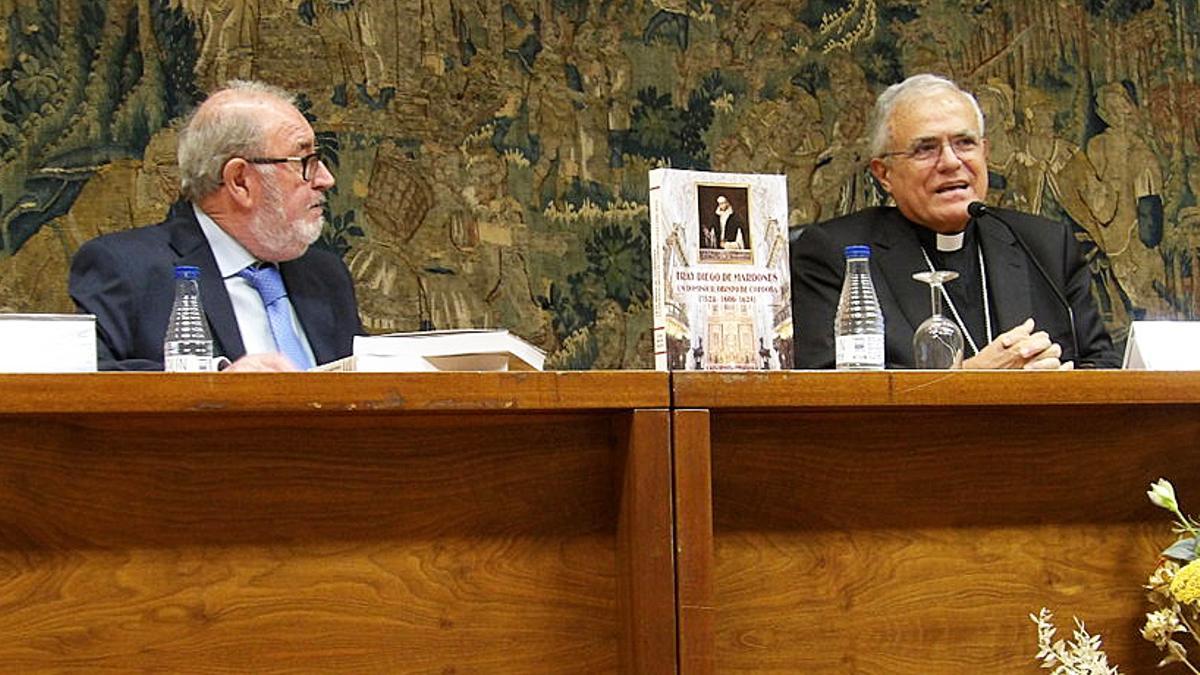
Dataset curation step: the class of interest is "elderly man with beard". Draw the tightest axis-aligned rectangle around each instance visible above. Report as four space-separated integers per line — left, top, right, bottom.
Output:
69 80 364 371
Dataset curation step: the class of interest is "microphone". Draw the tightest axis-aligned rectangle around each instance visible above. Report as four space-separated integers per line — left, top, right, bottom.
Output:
967 201 1081 365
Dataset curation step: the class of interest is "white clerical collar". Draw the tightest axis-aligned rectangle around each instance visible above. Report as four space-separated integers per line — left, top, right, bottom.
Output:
936 231 965 252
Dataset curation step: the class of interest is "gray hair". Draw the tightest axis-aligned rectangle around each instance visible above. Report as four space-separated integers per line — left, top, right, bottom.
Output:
867 74 985 158
177 80 298 201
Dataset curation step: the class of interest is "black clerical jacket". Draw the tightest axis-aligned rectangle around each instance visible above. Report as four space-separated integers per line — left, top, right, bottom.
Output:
790 206 1120 369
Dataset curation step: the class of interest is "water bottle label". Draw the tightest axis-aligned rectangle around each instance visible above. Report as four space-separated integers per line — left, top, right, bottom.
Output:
165 354 214 372
836 334 884 369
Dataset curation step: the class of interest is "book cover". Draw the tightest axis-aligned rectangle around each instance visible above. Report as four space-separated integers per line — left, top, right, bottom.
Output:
648 169 792 371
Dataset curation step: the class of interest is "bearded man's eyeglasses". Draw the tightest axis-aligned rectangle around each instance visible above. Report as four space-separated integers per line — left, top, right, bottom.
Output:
244 152 323 181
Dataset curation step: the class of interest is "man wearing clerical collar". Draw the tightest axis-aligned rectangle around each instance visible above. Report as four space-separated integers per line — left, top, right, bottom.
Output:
714 195 749 249
790 73 1120 369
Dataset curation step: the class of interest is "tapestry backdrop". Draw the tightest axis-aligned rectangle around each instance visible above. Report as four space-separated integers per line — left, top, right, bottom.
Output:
0 0 1195 367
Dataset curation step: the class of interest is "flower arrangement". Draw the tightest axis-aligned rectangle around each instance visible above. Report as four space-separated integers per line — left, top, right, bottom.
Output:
1030 608 1120 674
1142 478 1200 672
1031 478 1200 673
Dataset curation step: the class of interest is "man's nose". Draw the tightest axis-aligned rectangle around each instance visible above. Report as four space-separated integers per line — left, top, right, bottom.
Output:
936 141 963 170
311 160 335 190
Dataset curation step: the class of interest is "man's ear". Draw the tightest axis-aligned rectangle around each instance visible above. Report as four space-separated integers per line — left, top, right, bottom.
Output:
869 158 892 194
221 158 254 209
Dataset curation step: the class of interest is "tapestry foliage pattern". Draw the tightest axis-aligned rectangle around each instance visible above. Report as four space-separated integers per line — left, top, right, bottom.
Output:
0 0 1195 367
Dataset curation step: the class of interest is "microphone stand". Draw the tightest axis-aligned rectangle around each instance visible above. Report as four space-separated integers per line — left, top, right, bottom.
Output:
966 201 1082 366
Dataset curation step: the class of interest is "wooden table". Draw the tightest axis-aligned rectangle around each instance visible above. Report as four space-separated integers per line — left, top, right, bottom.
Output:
0 372 674 673
672 371 1200 674
8 370 1199 673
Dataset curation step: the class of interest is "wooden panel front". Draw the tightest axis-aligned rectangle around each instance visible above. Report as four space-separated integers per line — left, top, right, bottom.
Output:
672 409 714 675
707 404 1200 673
671 372 1200 674
615 410 677 674
0 373 674 673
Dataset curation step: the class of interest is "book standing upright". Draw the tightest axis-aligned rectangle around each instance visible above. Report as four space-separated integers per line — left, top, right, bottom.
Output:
649 169 793 370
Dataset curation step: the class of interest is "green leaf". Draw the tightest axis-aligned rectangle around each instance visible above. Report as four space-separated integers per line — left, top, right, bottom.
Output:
1162 538 1198 561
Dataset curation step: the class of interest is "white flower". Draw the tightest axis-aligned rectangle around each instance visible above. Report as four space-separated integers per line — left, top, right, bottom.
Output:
1149 478 1179 512
1141 608 1185 648
1031 608 1121 674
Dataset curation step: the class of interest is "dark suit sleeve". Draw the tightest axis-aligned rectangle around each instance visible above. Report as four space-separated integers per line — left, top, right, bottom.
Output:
1058 225 1121 368
790 225 843 369
68 237 165 371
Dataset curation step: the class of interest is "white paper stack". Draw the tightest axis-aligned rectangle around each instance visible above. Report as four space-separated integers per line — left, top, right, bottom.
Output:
1123 321 1200 370
0 314 97 373
322 329 546 372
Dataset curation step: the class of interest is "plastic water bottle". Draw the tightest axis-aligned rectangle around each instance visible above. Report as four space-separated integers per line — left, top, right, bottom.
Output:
835 245 885 370
163 265 214 372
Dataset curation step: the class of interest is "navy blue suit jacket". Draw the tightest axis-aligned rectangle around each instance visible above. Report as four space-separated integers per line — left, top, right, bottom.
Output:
790 206 1120 369
69 202 365 370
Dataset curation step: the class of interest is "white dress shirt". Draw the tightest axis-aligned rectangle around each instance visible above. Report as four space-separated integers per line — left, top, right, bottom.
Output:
194 205 317 365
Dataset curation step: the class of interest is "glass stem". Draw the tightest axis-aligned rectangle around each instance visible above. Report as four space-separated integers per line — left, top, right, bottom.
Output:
929 283 943 318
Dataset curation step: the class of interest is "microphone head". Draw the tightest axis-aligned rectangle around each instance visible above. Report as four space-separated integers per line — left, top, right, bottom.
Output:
967 201 988 218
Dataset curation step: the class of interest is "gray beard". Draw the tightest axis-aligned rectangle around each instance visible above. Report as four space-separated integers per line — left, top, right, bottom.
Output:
251 169 324 262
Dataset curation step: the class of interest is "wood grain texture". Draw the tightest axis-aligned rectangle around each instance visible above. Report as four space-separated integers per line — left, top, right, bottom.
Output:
672 409 714 675
614 410 676 674
0 377 675 672
703 402 1200 673
0 371 668 415
673 370 1200 409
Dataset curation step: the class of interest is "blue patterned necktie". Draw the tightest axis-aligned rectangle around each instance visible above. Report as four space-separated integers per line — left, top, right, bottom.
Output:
236 264 314 369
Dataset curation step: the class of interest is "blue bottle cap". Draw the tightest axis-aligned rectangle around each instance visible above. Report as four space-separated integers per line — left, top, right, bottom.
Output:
174 265 200 280
844 245 871 259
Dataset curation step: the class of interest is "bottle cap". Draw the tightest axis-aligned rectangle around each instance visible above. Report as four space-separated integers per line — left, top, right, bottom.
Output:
174 265 200 280
843 244 871 259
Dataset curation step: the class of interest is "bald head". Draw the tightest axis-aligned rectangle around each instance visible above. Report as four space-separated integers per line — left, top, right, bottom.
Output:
177 80 299 201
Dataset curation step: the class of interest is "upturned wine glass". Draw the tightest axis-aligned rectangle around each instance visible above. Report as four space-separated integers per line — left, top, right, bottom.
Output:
912 270 964 369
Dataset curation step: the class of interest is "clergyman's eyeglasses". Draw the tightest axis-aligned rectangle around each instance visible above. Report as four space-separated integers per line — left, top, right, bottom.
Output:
877 135 982 164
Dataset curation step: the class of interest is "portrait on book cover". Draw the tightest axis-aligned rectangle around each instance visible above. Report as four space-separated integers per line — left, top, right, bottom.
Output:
697 184 752 263
650 168 791 372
